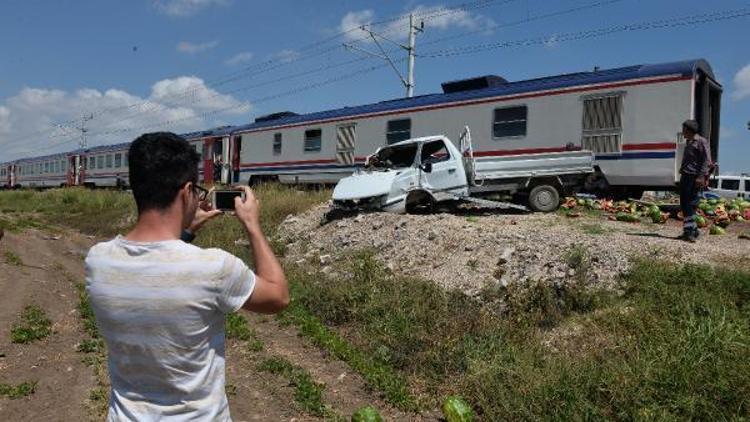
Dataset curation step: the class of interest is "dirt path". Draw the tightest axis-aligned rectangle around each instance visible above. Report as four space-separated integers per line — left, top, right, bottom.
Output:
0 226 426 421
0 230 94 421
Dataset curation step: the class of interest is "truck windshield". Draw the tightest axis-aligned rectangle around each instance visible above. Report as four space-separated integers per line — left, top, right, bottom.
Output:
370 144 418 169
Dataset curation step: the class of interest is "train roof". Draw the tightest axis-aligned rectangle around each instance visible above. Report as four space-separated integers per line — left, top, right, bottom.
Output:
231 58 716 135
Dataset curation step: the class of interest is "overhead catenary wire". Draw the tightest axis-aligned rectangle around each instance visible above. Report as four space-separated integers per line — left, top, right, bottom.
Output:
418 7 750 58
11 0 522 146
11 5 747 159
33 0 531 141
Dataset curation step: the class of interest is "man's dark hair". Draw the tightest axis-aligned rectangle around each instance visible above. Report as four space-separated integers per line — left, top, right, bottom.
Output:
128 132 200 212
682 119 699 135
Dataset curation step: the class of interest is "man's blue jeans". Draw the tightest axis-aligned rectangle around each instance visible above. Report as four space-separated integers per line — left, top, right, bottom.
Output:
680 174 699 233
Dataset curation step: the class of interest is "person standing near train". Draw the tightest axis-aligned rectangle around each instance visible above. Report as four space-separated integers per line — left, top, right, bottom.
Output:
678 119 712 242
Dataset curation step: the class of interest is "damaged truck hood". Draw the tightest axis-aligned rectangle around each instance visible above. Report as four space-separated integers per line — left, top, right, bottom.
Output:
332 170 399 200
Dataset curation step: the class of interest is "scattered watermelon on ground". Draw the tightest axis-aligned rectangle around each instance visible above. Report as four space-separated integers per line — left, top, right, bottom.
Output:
442 396 474 422
351 406 383 422
710 225 726 235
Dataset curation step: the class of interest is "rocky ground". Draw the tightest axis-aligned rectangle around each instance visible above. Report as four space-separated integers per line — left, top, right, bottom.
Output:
278 205 750 297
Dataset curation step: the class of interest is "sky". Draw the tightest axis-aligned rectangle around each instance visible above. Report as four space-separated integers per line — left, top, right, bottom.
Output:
0 0 748 172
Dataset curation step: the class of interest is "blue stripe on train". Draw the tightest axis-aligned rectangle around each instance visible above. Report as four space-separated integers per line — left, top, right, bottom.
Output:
595 151 675 160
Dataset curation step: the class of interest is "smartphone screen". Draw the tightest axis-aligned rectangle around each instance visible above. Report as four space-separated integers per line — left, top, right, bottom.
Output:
213 190 243 211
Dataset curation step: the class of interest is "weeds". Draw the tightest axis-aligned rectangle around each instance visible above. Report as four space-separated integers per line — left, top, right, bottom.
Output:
0 381 37 399
257 357 339 419
225 312 264 351
11 305 52 343
579 222 608 235
4 249 23 266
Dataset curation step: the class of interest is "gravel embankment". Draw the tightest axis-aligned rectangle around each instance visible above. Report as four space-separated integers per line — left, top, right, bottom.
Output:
278 205 750 296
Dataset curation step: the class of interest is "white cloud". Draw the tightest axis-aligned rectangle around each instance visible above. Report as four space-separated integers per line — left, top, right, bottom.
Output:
225 51 253 66
0 77 251 160
340 5 494 43
154 0 228 17
272 49 301 63
177 40 218 54
732 63 750 100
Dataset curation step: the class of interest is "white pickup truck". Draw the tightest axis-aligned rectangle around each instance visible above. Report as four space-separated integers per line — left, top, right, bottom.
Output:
331 128 594 214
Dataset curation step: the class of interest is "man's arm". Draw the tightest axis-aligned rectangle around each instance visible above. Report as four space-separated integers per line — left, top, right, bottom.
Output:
697 138 712 188
234 187 289 314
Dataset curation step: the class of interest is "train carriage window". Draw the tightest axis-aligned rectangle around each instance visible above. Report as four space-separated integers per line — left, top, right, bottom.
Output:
88 156 94 170
745 180 750 192
273 133 282 155
45 162 50 173
106 154 113 168
493 106 527 138
304 129 322 153
386 119 411 144
115 153 122 168
53 161 58 173
97 155 104 169
721 179 740 191
581 93 624 153
123 153 128 168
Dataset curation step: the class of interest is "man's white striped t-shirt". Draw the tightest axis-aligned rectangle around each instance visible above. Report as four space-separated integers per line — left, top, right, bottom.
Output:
85 235 256 421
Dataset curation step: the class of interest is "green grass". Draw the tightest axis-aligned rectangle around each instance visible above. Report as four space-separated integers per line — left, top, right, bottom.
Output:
4 249 23 266
257 357 340 419
0 381 37 399
11 305 52 343
225 312 264 351
3 187 748 420
279 297 418 411
0 188 135 236
285 249 750 420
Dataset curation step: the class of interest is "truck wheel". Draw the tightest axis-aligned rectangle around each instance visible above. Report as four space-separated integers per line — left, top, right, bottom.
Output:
528 184 560 212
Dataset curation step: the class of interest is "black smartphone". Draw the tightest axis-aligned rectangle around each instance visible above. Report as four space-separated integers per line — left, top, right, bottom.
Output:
212 190 245 212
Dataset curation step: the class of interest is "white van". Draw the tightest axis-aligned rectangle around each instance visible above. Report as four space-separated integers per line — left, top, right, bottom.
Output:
709 174 749 199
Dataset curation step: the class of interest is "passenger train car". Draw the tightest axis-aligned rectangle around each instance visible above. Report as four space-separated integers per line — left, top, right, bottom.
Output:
1 59 722 197
229 59 721 198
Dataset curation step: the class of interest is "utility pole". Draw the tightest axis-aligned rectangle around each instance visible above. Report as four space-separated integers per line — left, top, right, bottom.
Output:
343 13 424 98
78 113 93 149
406 13 418 98
55 113 93 149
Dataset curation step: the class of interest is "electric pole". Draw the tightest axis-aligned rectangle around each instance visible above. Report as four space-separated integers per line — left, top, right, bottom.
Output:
55 113 93 149
343 13 424 98
78 113 93 149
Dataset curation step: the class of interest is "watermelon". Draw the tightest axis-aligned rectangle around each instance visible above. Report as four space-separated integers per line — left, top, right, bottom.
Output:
708 199 718 206
351 406 383 422
710 225 725 235
442 396 474 422
695 215 708 228
616 212 640 223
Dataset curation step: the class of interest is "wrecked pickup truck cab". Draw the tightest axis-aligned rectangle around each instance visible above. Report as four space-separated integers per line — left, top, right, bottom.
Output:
331 128 594 214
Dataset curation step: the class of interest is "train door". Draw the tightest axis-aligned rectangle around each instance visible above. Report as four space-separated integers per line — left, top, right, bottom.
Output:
231 135 242 183
220 136 231 184
336 124 356 166
694 71 722 167
67 155 82 186
9 164 16 187
202 138 216 185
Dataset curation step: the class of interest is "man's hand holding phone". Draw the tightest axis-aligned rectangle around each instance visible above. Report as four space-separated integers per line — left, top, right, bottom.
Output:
234 186 262 234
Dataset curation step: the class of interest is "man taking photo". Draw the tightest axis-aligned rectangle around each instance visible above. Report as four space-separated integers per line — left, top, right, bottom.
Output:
85 132 289 421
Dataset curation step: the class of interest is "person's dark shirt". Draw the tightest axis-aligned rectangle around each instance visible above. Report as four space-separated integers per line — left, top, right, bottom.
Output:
680 134 711 176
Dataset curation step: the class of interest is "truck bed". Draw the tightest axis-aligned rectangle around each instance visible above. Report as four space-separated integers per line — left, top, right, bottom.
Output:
472 150 594 181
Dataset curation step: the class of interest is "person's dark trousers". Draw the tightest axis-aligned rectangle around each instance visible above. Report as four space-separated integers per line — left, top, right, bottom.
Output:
679 173 699 235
